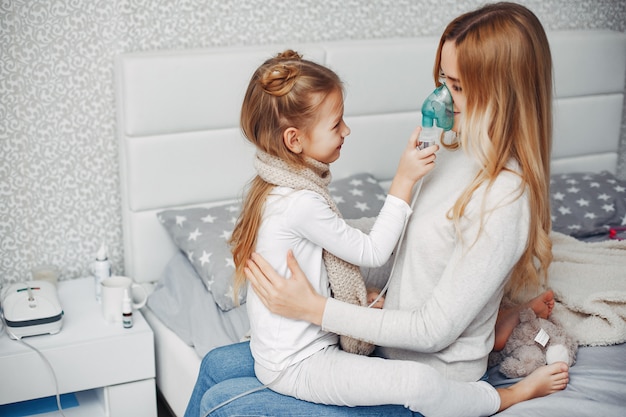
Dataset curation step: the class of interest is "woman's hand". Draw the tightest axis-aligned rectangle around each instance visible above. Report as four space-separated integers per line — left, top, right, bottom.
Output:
245 251 327 326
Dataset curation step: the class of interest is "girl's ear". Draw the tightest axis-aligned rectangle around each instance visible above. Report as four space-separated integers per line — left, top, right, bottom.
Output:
283 127 302 154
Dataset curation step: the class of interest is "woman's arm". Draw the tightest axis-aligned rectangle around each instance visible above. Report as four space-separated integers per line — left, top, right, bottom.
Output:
323 177 532 351
247 174 531 351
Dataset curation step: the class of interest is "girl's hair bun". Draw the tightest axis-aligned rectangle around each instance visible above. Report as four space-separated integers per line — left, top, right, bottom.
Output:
259 50 303 96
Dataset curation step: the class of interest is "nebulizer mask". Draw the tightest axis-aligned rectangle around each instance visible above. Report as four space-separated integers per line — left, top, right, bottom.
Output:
417 83 454 149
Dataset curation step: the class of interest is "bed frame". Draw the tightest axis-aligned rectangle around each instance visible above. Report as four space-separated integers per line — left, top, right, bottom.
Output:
115 31 626 416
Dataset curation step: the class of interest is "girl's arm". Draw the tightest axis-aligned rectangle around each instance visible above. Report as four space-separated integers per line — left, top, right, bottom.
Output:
288 128 436 268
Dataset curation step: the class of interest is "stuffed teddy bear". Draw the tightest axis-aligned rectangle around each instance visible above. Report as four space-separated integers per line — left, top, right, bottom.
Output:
489 308 578 378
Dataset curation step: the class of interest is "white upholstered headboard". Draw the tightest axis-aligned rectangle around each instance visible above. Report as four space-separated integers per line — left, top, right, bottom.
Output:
115 30 626 284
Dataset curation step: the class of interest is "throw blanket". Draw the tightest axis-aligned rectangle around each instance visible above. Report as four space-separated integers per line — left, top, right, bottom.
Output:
549 231 626 346
255 151 375 355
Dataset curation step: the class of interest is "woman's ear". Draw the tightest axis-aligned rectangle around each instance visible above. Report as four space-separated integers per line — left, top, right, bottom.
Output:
283 127 302 154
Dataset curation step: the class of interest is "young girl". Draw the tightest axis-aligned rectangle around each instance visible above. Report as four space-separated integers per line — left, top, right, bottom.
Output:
225 49 567 417
232 48 438 357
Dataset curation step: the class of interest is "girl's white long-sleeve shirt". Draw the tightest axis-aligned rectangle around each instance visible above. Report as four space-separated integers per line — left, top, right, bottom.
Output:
322 147 530 382
248 187 412 372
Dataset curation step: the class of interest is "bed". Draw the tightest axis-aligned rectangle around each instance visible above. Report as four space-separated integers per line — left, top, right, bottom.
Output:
114 31 626 416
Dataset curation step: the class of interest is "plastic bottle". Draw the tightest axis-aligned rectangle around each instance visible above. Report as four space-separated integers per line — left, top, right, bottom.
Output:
92 243 111 302
122 288 133 328
418 84 454 149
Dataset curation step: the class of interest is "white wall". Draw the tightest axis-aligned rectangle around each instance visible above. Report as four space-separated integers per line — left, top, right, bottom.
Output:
1 0 625 285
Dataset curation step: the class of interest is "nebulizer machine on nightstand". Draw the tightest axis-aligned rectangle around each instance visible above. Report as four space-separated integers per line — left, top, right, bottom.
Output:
1 281 64 339
1 281 66 416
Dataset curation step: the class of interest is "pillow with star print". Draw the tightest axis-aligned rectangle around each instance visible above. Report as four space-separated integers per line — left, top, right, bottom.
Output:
157 172 387 311
550 171 626 239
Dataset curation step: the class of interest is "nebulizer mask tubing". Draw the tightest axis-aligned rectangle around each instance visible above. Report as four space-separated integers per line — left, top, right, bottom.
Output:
367 83 454 308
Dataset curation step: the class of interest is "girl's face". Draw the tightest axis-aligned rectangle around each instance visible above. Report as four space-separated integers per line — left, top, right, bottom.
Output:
300 89 350 164
440 41 466 130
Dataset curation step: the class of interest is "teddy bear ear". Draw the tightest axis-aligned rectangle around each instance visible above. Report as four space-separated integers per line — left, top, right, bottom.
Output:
519 308 536 322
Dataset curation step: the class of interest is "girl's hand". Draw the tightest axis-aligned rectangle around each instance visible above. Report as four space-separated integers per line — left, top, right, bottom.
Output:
245 251 327 326
388 126 439 204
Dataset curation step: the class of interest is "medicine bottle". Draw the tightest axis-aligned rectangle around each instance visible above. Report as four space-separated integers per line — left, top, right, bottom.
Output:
122 289 133 329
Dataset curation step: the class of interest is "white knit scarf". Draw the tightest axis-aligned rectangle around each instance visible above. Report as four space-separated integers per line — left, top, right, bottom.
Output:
255 150 375 355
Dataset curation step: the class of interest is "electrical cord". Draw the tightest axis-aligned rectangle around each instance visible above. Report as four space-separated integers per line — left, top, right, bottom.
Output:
1 297 67 417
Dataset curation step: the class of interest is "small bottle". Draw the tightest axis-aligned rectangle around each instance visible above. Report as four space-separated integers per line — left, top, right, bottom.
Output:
92 243 111 302
122 289 133 329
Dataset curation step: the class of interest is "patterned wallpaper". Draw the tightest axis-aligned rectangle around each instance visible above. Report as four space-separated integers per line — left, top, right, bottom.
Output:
1 0 625 285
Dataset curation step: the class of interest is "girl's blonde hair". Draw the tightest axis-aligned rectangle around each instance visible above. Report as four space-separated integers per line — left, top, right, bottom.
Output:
434 2 554 302
231 50 343 302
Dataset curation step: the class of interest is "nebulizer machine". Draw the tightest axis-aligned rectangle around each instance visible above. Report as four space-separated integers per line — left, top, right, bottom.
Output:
203 84 456 416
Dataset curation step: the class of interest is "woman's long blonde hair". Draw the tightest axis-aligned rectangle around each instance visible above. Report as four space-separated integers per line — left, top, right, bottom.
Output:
434 2 554 302
230 50 343 302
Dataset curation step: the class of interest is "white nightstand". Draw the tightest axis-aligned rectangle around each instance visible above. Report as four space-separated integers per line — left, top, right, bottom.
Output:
0 277 156 417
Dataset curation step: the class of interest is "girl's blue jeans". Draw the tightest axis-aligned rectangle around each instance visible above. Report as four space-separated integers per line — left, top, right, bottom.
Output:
184 341 419 417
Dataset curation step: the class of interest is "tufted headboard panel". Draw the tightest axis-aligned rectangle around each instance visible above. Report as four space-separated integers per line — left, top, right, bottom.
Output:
115 31 626 283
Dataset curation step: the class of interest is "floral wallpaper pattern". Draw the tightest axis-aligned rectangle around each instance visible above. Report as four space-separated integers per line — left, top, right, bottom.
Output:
1 0 625 285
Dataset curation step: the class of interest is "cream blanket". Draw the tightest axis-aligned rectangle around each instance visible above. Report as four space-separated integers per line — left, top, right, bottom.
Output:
548 231 626 346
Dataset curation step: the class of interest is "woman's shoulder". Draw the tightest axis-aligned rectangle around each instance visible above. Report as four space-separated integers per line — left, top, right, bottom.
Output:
493 162 525 190
482 161 529 209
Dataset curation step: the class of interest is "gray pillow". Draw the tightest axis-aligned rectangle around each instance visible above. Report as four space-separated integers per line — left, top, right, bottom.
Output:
550 171 626 238
158 203 243 311
157 172 387 311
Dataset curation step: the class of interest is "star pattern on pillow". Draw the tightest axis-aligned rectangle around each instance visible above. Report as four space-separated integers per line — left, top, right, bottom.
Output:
329 173 387 218
550 171 626 238
158 173 387 310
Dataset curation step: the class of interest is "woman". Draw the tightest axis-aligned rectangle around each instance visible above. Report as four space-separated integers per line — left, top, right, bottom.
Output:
185 3 565 416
